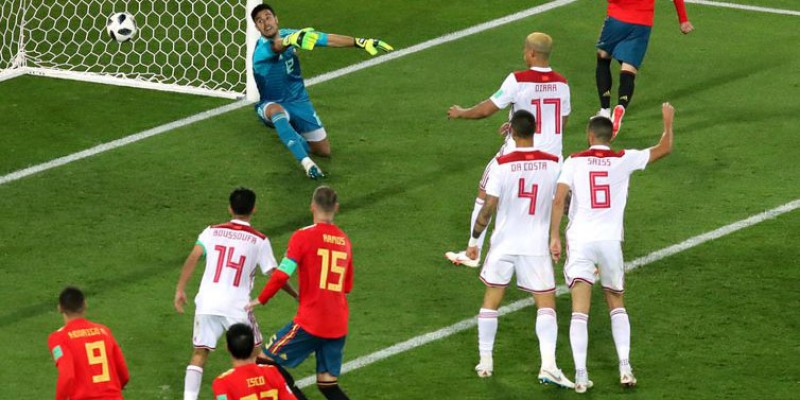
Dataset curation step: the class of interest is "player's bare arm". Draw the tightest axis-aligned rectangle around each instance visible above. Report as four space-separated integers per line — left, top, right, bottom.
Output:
174 245 204 313
647 103 675 164
466 195 498 260
448 100 500 120
549 183 570 262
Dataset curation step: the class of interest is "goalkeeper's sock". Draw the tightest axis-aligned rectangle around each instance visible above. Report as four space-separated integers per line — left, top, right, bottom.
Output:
318 381 350 400
183 365 202 400
570 313 589 373
618 71 636 109
469 197 490 256
271 111 309 162
478 308 498 358
596 56 612 110
610 308 631 366
536 308 558 371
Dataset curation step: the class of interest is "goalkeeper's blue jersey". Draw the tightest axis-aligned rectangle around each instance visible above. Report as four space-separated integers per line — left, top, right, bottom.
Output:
252 29 311 104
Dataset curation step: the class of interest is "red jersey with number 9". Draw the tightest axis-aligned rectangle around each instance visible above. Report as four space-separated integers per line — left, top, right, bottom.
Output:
287 223 353 339
48 318 129 400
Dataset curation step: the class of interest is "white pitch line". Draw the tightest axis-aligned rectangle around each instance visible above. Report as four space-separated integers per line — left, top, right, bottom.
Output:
296 198 800 388
687 0 800 16
0 0 579 187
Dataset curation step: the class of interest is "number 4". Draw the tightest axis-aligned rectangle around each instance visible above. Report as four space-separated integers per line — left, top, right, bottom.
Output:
518 178 539 215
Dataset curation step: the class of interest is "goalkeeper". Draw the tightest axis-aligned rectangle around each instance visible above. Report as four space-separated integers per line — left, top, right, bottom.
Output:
251 3 394 179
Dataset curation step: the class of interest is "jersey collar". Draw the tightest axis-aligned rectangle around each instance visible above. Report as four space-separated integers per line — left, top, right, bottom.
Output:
589 145 611 150
230 219 251 226
530 66 552 72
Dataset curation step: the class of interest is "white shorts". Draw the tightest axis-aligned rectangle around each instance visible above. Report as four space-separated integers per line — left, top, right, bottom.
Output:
192 313 262 350
564 240 625 293
479 252 556 293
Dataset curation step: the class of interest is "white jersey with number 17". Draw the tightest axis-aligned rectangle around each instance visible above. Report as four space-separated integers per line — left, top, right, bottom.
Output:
558 145 651 244
484 148 561 256
194 219 277 319
490 66 571 158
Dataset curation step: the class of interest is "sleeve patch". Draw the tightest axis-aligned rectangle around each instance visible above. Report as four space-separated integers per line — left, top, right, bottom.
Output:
492 89 504 99
216 395 228 400
52 345 63 362
277 257 298 276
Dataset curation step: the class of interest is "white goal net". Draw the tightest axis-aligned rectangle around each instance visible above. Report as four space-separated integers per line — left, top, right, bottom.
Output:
0 0 261 99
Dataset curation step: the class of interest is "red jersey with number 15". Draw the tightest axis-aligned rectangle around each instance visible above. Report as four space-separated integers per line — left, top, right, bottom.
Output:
607 0 689 27
48 318 129 400
288 223 353 339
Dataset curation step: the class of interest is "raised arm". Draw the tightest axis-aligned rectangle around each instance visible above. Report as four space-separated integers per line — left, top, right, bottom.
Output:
647 102 675 164
174 245 203 313
549 183 570 262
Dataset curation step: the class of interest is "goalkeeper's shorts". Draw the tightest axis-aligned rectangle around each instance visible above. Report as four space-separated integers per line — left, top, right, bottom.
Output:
256 99 327 142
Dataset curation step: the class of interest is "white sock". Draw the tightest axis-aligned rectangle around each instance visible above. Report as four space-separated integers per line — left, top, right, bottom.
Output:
478 308 498 358
535 308 558 371
469 198 490 255
570 313 589 373
184 365 203 400
610 308 631 368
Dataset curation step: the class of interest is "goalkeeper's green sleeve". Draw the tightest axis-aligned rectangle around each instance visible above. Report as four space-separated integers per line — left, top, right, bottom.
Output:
354 38 394 56
282 28 319 50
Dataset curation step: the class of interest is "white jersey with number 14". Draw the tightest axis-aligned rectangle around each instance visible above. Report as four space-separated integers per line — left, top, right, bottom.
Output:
194 219 277 319
558 145 651 244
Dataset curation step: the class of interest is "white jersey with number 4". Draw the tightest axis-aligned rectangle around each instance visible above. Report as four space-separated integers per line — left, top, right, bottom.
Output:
484 148 561 255
558 145 651 244
490 67 571 158
195 219 277 319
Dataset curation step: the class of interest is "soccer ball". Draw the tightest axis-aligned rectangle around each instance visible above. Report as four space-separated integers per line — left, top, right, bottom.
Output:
106 12 137 42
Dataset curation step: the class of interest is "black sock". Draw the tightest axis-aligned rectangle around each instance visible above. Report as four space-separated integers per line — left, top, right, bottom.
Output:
596 56 612 109
264 361 309 400
618 71 636 109
318 381 350 400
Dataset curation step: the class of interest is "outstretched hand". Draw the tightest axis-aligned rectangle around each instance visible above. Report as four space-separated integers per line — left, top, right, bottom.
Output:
662 102 675 129
244 299 262 312
680 21 694 34
448 105 465 119
174 290 187 313
355 38 394 56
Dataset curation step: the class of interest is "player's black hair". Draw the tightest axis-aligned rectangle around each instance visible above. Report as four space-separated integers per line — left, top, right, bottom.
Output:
226 323 255 360
251 3 276 21
588 116 614 142
229 187 257 216
313 186 338 213
59 286 86 314
510 110 536 139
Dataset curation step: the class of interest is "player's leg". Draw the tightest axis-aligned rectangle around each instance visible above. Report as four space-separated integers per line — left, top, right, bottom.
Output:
516 255 574 388
597 241 636 387
184 314 222 400
315 336 350 400
290 100 331 159
446 162 494 268
610 24 651 139
256 101 322 179
564 245 597 393
261 321 317 399
596 16 625 119
475 252 511 377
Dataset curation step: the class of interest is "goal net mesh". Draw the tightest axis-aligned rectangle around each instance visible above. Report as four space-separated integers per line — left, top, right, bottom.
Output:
1 0 250 97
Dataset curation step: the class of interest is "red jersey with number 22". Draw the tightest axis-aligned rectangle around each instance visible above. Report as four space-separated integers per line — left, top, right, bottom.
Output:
212 364 297 400
288 223 353 339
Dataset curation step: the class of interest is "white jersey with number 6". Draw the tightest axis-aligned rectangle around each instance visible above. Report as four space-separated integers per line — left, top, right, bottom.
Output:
195 219 277 319
558 145 651 244
490 67 571 158
484 148 561 255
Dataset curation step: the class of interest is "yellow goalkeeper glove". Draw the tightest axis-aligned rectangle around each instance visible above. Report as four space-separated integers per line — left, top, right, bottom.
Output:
354 38 394 56
282 28 319 50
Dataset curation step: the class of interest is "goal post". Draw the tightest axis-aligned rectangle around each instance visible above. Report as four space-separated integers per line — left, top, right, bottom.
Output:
0 0 263 100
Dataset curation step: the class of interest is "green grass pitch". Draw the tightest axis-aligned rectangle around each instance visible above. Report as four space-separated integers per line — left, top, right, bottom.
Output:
0 0 799 399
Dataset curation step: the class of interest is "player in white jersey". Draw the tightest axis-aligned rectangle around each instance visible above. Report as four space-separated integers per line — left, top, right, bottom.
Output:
173 188 298 400
464 110 572 388
549 103 675 393
445 32 571 268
